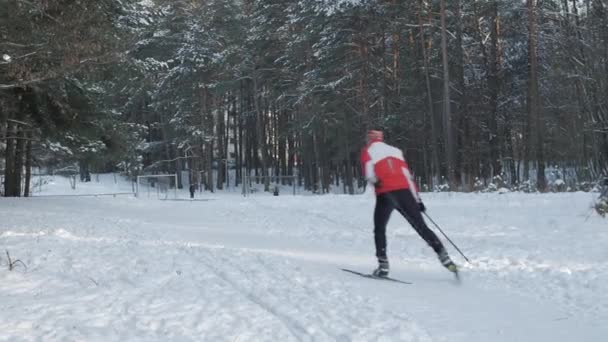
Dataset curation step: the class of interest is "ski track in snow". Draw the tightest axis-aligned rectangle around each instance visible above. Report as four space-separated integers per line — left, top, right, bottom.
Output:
0 226 428 341
1 177 607 341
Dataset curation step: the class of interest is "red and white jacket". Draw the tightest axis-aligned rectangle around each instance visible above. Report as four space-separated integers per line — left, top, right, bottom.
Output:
360 139 421 201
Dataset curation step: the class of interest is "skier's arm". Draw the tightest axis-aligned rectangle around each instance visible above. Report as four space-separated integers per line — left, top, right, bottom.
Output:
402 162 421 203
361 148 378 185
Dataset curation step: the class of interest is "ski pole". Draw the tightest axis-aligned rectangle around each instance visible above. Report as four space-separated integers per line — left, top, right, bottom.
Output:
423 212 471 263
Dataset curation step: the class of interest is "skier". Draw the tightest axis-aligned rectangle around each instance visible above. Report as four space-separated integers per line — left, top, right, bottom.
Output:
360 130 458 277
189 183 196 199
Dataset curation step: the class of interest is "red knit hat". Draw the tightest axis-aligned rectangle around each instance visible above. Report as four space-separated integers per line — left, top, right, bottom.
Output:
367 130 384 141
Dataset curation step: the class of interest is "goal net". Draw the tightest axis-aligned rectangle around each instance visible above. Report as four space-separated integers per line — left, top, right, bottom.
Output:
136 174 178 200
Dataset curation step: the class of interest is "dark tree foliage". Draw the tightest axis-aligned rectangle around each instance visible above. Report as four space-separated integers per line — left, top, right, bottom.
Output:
2 0 607 196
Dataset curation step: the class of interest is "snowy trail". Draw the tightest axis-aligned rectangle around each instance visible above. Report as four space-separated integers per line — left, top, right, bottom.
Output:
1 185 607 341
338 265 600 342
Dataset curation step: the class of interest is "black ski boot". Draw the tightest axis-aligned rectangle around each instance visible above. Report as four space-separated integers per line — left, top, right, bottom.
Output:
438 249 459 274
372 257 389 277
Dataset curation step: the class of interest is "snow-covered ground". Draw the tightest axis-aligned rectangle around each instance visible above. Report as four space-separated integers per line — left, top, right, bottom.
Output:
1 175 607 341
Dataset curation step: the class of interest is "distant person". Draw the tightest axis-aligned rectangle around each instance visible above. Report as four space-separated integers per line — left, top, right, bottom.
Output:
360 130 458 277
189 184 196 199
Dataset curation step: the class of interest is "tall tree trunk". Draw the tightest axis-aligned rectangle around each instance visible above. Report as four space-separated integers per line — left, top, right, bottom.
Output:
23 132 32 197
359 32 371 129
217 96 226 190
527 0 547 191
279 109 288 180
343 118 354 194
175 145 183 189
454 0 468 190
391 0 401 103
418 0 440 187
4 120 15 196
312 131 320 193
380 22 389 119
159 107 172 175
235 93 242 186
12 126 25 197
288 125 295 182
320 129 330 193
252 71 270 191
591 0 608 175
440 0 455 187
488 1 502 179
202 87 214 192
205 141 214 192
304 135 313 191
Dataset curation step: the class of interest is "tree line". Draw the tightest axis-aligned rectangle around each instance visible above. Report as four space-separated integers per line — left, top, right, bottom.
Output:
1 0 607 197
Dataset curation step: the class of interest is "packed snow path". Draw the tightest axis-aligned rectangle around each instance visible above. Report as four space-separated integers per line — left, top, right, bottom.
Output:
1 188 607 341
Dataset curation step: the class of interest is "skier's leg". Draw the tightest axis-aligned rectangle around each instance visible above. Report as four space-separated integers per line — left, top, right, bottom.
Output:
373 194 393 276
389 189 458 273
390 189 444 253
374 194 394 259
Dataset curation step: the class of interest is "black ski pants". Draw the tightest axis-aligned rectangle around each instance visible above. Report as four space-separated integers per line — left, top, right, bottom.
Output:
374 189 445 259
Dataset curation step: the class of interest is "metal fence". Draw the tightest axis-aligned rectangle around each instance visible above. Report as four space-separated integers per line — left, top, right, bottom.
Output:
242 175 297 197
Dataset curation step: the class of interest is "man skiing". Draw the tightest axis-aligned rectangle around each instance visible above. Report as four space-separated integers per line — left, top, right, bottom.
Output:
360 130 458 277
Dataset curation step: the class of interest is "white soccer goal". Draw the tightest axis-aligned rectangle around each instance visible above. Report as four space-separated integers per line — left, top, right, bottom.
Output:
136 174 178 199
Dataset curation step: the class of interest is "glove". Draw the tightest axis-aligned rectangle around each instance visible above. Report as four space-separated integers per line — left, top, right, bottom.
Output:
418 202 426 213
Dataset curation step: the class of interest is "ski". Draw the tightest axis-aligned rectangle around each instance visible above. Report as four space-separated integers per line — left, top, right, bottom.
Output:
341 268 412 285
